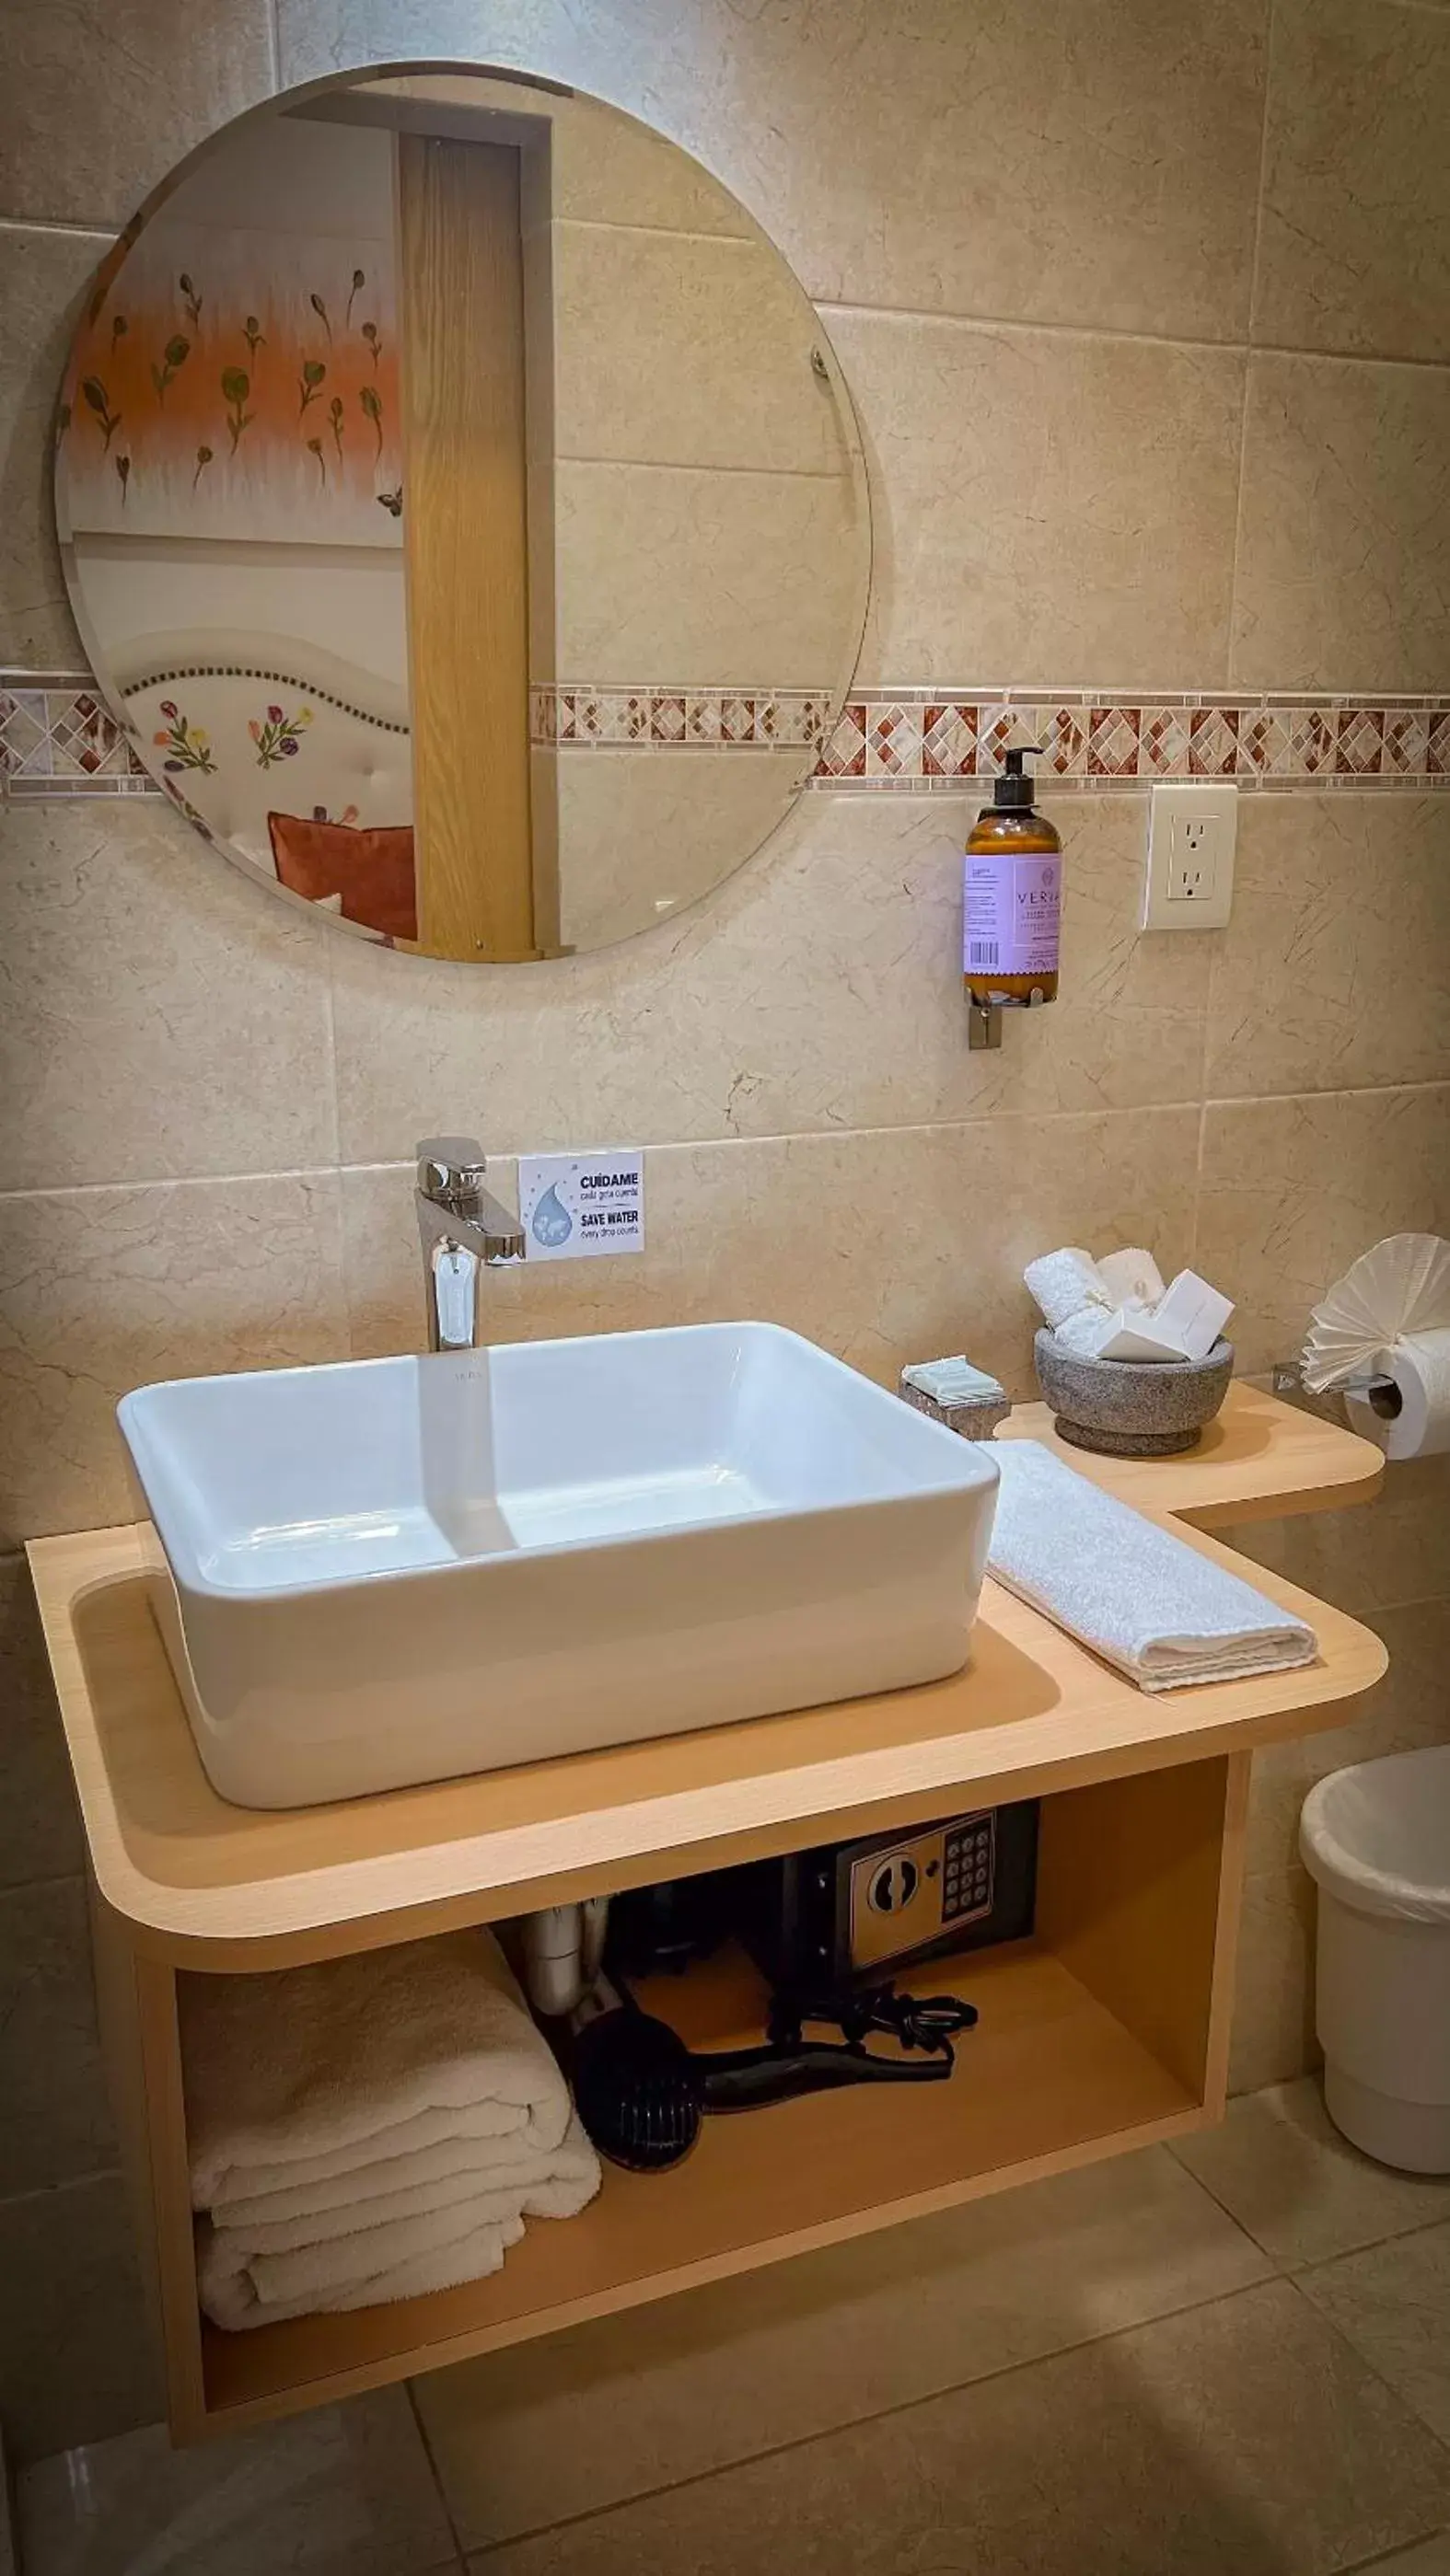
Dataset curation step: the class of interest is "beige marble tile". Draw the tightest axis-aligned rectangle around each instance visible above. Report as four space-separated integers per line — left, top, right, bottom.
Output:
0 0 274 229
0 1554 82 1889
830 311 1244 687
17 2389 458 2573
555 748 814 952
1300 2222 1450 2448
542 86 751 237
0 225 108 666
0 2174 156 2465
1352 2536 1450 2576
471 2279 1450 2576
341 1107 1201 1399
278 0 1267 343
553 224 841 476
1174 2076 1450 2268
0 1877 113 2195
0 798 337 1191
1232 355 1450 692
1229 1866 1319 2096
0 1172 349 1548
1196 1087 1450 1377
554 461 867 690
1206 797 1450 1103
1243 1600 1450 1876
1220 1453 1450 1623
1254 0 1450 363
330 791 1209 1166
419 2144 1269 2548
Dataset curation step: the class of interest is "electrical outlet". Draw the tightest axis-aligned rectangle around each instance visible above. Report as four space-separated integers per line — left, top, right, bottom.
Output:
1143 783 1236 930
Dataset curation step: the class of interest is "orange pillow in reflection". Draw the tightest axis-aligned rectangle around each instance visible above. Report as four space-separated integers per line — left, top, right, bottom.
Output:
267 812 418 942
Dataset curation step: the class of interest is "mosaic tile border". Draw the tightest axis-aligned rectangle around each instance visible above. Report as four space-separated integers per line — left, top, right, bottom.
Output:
4 673 1448 801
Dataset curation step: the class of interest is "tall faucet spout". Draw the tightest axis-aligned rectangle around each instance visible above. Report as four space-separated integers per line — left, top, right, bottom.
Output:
414 1135 525 1350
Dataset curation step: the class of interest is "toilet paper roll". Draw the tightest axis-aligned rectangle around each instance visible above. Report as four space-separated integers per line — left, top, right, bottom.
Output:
1345 1330 1450 1461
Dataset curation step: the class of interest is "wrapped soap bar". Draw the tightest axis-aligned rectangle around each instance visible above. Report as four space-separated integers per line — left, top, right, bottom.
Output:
899 1356 1010 1439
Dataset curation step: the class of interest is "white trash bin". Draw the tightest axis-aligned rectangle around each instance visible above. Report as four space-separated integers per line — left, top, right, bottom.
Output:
1300 1743 1450 2173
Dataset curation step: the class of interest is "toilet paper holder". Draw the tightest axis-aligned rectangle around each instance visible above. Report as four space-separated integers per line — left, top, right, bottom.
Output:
1271 1358 1398 1407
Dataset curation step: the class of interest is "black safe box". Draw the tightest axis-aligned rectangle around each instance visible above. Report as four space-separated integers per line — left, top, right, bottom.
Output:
733 1799 1039 1990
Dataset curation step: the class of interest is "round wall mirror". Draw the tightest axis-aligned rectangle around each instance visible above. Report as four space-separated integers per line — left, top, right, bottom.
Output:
55 65 869 961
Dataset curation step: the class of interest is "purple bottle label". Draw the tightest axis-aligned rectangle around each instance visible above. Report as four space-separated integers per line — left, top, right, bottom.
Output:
964 849 1061 979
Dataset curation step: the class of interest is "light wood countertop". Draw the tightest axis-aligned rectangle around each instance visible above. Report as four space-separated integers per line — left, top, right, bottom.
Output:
27 1387 1386 1970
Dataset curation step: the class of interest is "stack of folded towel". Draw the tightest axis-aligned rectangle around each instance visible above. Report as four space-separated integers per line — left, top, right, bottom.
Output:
182 1929 600 2330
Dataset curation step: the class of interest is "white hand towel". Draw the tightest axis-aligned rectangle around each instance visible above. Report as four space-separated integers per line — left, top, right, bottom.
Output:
213 2130 552 2234
183 1928 572 2212
988 1441 1317 1691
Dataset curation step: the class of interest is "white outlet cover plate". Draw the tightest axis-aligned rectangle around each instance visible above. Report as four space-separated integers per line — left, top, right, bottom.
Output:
1143 781 1237 930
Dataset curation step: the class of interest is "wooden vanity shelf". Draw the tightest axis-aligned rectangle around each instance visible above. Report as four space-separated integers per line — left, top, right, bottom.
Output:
29 1386 1386 2444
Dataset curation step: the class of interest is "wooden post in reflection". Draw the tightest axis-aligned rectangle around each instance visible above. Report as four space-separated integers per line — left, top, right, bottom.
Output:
398 133 535 961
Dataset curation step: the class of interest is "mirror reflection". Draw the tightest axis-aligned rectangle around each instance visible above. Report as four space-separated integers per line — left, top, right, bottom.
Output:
56 68 870 960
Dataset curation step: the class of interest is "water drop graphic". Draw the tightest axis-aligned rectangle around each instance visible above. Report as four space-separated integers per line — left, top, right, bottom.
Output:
531 1183 573 1249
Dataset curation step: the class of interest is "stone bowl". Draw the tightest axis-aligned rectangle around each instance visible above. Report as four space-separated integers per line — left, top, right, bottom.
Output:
1033 1328 1235 1459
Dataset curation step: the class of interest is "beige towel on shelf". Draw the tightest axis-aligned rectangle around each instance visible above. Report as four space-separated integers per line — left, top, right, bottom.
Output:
197 2114 601 2329
182 1928 574 2212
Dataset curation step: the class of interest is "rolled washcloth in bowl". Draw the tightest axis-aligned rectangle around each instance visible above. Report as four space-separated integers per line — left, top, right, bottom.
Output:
1024 1247 1112 1332
988 1441 1317 1691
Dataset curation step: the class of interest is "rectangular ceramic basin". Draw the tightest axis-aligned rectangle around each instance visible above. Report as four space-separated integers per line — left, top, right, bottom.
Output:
118 1322 1000 1809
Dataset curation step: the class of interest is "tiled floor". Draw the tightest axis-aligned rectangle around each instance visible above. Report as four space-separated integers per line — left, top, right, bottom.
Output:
15 2080 1450 2576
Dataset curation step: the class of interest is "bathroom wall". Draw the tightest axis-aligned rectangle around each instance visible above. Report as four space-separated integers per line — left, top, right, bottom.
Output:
1 0 1447 2462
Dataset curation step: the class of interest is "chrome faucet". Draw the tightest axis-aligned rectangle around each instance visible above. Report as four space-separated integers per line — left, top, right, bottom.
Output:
414 1136 525 1350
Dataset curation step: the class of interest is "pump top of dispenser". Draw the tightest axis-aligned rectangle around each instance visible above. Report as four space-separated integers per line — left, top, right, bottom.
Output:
992 745 1042 812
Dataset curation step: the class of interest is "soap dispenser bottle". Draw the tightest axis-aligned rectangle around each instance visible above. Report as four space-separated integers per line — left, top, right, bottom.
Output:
963 747 1061 1010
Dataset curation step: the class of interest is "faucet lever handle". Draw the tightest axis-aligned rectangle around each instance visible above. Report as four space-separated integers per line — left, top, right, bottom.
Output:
415 1136 487 1209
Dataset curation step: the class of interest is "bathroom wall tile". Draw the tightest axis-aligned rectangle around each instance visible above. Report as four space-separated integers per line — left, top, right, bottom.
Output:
829 312 1244 689
277 0 1268 344
0 2174 157 2465
331 791 1208 1166
0 0 274 228
418 2143 1270 2548
554 461 866 692
555 747 814 952
0 1877 112 2195
1221 1453 1450 1623
472 2279 1450 2576
0 1172 349 1549
0 798 337 1191
1196 1087 1450 1377
542 87 751 237
0 225 107 667
1205 795 1450 1102
1300 2222 1450 2447
1232 356 1450 694
1243 1600 1450 1877
552 225 838 477
1173 2076 1450 2269
17 2390 459 2573
1254 0 1450 364
341 1107 1201 1397
0 1554 82 1889
1228 1867 1319 2097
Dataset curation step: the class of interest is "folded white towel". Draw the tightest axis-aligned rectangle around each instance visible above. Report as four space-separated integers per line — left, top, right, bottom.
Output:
183 1929 572 2212
199 2206 528 2328
197 2113 600 2328
988 1441 1317 1691
214 2119 601 2260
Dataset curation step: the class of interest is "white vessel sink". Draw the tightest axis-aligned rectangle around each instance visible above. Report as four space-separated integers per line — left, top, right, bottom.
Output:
118 1322 1000 1809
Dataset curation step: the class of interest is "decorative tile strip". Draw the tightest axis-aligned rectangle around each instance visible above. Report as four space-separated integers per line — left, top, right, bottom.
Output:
813 691 1450 791
0 674 158 798
5 674 1447 803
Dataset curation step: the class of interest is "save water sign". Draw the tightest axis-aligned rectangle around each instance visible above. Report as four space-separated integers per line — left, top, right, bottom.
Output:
517 1149 645 1262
